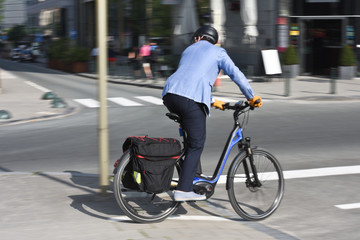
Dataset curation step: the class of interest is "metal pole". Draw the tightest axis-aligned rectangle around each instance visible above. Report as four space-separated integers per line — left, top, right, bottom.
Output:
330 67 337 94
97 0 109 195
284 69 291 97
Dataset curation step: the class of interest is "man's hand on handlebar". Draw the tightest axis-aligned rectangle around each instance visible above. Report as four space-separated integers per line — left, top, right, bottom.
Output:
211 99 225 110
213 96 262 111
248 95 263 108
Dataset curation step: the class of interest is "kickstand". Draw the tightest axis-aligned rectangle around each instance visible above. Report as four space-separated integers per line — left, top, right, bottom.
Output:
150 193 156 203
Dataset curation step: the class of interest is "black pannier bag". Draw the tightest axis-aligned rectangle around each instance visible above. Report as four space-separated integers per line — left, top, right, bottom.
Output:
122 136 182 194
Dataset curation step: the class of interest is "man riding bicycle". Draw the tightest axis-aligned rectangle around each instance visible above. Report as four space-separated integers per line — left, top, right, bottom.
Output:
162 26 262 202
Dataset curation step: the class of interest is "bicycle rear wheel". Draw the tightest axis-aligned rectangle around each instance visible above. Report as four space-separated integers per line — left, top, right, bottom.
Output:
227 148 284 221
113 151 181 223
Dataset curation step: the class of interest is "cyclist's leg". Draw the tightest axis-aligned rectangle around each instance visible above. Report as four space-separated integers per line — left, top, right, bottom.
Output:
177 103 206 191
163 93 206 192
163 94 203 176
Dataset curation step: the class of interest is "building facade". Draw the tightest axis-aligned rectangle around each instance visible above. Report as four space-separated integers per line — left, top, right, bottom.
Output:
223 0 360 76
1 0 26 29
26 0 78 41
289 0 360 75
21 0 359 76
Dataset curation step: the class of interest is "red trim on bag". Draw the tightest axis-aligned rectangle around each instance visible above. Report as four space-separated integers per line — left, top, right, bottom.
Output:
126 136 147 141
114 159 120 167
126 136 178 143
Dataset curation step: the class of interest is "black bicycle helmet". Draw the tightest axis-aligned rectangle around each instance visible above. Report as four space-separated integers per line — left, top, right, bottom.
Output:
192 26 219 44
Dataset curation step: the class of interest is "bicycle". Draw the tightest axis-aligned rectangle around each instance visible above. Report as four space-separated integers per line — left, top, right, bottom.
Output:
113 100 284 223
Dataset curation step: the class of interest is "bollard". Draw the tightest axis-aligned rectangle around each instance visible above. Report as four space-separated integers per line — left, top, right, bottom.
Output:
330 67 337 94
0 110 11 119
42 92 57 100
247 65 254 78
284 69 291 97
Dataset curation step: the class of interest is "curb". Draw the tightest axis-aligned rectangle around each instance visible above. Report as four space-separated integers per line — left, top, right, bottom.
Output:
0 106 77 126
0 171 99 177
78 72 166 90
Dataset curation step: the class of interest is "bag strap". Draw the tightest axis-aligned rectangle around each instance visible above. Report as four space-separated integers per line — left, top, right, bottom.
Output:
122 136 179 152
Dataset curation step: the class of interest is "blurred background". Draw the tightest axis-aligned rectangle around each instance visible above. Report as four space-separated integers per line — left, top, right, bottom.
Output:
0 0 360 78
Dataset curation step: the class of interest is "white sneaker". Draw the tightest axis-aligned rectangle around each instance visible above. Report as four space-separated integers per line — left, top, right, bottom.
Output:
174 190 206 202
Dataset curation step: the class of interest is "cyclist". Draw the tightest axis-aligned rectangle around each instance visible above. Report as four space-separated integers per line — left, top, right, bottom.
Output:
162 26 262 202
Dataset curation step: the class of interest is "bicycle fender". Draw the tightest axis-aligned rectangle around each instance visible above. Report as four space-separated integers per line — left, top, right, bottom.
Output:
113 150 131 174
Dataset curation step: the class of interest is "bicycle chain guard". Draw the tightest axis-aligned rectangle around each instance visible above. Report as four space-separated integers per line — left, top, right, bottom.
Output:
193 181 215 199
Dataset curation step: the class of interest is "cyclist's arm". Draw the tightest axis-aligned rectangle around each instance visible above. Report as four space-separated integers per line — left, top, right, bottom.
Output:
218 49 255 100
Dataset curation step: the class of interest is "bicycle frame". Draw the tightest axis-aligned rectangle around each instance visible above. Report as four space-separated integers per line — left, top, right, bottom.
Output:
167 101 257 195
192 120 244 185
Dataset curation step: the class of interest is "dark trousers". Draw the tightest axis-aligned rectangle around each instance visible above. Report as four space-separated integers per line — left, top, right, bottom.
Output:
163 93 206 192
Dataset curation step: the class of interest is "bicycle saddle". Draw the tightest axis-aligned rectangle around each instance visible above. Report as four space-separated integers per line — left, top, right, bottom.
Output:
166 113 181 123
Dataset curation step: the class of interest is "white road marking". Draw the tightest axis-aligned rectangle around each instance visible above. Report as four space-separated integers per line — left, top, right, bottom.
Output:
110 215 233 222
73 96 242 108
24 81 51 92
168 215 232 221
2 165 359 181
74 99 100 108
283 165 360 180
108 97 143 106
212 97 238 103
335 203 360 210
216 165 360 184
135 96 163 105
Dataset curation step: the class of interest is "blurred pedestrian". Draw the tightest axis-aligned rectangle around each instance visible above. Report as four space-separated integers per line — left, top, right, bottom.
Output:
90 47 98 73
108 47 117 76
150 42 162 77
140 42 152 78
128 46 141 79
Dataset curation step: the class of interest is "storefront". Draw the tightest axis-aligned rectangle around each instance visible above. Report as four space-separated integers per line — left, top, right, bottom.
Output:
290 0 360 75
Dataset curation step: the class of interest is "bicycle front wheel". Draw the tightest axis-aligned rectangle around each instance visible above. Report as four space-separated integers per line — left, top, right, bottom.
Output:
227 148 284 221
113 151 181 223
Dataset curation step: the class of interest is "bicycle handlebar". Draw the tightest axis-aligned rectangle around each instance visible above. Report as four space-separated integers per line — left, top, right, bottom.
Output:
223 101 252 111
223 98 261 111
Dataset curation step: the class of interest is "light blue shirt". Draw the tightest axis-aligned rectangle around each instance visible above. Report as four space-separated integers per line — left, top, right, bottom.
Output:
162 41 254 113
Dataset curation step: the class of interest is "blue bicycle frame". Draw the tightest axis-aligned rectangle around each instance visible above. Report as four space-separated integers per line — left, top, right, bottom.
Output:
192 122 244 185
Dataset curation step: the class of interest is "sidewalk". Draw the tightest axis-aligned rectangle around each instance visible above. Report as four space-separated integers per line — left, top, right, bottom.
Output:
0 172 293 240
0 70 75 125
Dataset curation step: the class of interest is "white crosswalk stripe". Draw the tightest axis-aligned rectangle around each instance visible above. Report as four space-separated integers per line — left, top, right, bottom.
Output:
74 99 100 108
135 96 163 105
73 96 239 108
108 97 143 106
212 97 238 103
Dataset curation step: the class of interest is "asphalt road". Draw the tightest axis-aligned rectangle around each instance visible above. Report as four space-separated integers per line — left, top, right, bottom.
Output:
1 60 360 239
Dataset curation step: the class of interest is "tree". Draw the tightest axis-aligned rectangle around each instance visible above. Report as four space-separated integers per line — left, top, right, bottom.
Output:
339 45 357 66
0 0 4 24
148 0 172 38
283 45 299 65
7 25 27 43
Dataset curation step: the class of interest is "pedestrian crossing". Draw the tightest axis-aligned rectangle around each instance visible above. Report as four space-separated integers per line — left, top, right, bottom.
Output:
73 96 239 108
73 98 100 108
108 97 143 106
